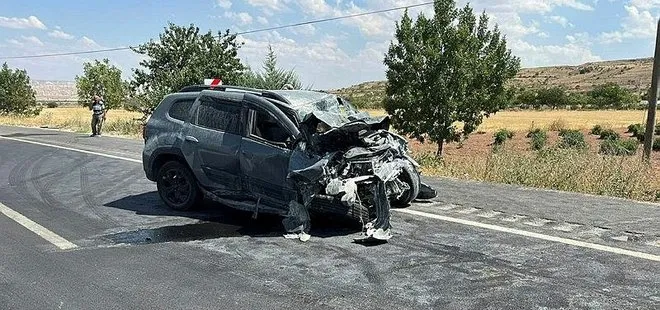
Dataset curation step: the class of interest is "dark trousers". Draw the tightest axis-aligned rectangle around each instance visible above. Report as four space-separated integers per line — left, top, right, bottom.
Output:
91 114 104 135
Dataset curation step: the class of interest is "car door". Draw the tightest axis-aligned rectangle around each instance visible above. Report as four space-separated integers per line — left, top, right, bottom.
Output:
240 98 298 208
181 91 244 195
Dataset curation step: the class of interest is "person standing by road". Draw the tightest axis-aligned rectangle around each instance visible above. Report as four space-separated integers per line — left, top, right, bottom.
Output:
90 95 106 137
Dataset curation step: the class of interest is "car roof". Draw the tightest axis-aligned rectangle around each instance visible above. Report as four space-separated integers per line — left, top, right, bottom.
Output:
178 85 290 104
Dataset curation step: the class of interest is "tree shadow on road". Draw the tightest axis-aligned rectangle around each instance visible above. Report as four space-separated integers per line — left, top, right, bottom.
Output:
103 192 362 243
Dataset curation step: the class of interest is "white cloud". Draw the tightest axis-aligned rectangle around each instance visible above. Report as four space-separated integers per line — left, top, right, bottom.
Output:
7 35 45 47
224 12 254 25
290 24 316 35
511 39 601 67
216 0 232 9
566 32 592 45
246 0 289 12
297 0 333 16
79 36 100 48
48 30 74 40
0 15 47 29
21 36 44 46
538 32 550 38
257 16 269 25
6 39 23 47
629 0 660 10
547 15 573 28
599 5 657 43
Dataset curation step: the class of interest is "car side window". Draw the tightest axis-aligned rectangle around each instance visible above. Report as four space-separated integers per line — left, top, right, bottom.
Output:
250 109 291 146
194 97 241 134
168 99 194 121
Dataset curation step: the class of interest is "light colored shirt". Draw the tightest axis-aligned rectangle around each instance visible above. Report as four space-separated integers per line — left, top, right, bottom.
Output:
92 101 105 115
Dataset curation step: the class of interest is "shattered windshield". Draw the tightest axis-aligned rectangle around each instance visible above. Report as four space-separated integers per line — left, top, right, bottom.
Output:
270 90 365 124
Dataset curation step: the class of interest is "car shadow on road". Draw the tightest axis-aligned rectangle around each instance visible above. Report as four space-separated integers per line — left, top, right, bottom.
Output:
103 192 362 244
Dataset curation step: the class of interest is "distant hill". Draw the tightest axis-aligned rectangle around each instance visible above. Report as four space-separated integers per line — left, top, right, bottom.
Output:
31 80 77 102
330 57 654 108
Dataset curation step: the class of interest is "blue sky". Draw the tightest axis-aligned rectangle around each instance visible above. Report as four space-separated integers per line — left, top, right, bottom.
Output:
0 0 659 89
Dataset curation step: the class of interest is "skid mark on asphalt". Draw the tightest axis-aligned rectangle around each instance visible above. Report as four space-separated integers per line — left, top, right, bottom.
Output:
31 152 93 210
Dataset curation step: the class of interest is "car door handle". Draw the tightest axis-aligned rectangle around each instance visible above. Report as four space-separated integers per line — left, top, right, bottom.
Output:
185 135 199 143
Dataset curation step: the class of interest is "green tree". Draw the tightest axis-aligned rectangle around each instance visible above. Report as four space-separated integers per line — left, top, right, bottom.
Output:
75 58 127 110
237 45 304 89
384 0 520 157
588 83 638 109
536 86 568 109
129 23 245 117
0 63 41 116
513 87 538 109
567 92 594 108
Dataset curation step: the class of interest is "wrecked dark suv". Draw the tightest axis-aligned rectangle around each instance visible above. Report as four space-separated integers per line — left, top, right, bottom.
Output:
142 85 436 241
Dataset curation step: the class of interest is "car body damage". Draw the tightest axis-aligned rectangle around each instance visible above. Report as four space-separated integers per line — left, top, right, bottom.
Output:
143 86 436 243
279 91 437 242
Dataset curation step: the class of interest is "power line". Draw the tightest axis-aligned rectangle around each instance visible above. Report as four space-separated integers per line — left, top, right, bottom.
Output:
236 1 434 35
0 1 434 60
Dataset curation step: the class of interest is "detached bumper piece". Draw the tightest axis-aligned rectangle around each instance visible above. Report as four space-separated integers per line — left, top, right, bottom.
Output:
353 180 392 244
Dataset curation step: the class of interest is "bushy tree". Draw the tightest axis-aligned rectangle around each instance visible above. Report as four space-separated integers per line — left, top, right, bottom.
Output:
237 45 304 90
75 58 127 110
0 63 41 116
567 92 594 108
383 0 520 157
588 83 638 109
536 86 568 109
513 87 537 109
129 23 245 117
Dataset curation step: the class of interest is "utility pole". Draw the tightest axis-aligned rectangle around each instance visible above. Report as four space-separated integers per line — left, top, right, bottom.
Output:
643 19 660 161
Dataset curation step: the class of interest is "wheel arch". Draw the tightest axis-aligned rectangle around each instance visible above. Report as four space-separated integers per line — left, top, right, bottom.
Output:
150 148 189 180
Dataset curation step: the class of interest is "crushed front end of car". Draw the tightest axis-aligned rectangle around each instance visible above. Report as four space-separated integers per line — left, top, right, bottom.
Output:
282 95 437 242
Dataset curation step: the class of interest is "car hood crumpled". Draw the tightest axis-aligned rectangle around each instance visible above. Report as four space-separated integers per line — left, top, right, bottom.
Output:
281 105 435 243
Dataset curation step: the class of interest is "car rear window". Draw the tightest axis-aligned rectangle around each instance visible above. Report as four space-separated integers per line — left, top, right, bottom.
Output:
168 99 194 121
195 97 241 134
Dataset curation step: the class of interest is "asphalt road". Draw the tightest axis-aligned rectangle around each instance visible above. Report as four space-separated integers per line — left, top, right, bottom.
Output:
0 125 659 310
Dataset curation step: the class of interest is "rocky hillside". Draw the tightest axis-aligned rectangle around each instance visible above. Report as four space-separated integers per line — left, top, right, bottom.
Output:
513 57 652 93
31 80 77 102
330 57 654 107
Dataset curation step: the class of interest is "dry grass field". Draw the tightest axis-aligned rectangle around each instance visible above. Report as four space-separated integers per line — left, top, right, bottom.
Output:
0 107 143 138
365 109 649 132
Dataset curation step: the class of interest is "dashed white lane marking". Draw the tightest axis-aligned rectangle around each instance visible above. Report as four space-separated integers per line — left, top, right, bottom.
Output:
0 136 141 163
0 202 78 250
394 208 660 262
4 133 659 260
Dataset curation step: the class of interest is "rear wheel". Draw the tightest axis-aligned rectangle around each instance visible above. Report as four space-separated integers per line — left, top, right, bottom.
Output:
390 160 420 207
156 161 201 211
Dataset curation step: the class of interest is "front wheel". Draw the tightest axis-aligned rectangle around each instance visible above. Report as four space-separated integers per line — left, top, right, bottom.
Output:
390 160 420 207
156 161 201 211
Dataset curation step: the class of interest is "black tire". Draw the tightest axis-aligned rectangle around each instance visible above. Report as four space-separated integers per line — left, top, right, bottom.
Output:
390 160 420 207
156 161 201 211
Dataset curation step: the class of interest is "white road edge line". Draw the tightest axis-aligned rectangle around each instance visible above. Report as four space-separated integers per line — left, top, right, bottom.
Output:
0 202 78 250
393 209 660 262
3 133 659 261
0 136 141 163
